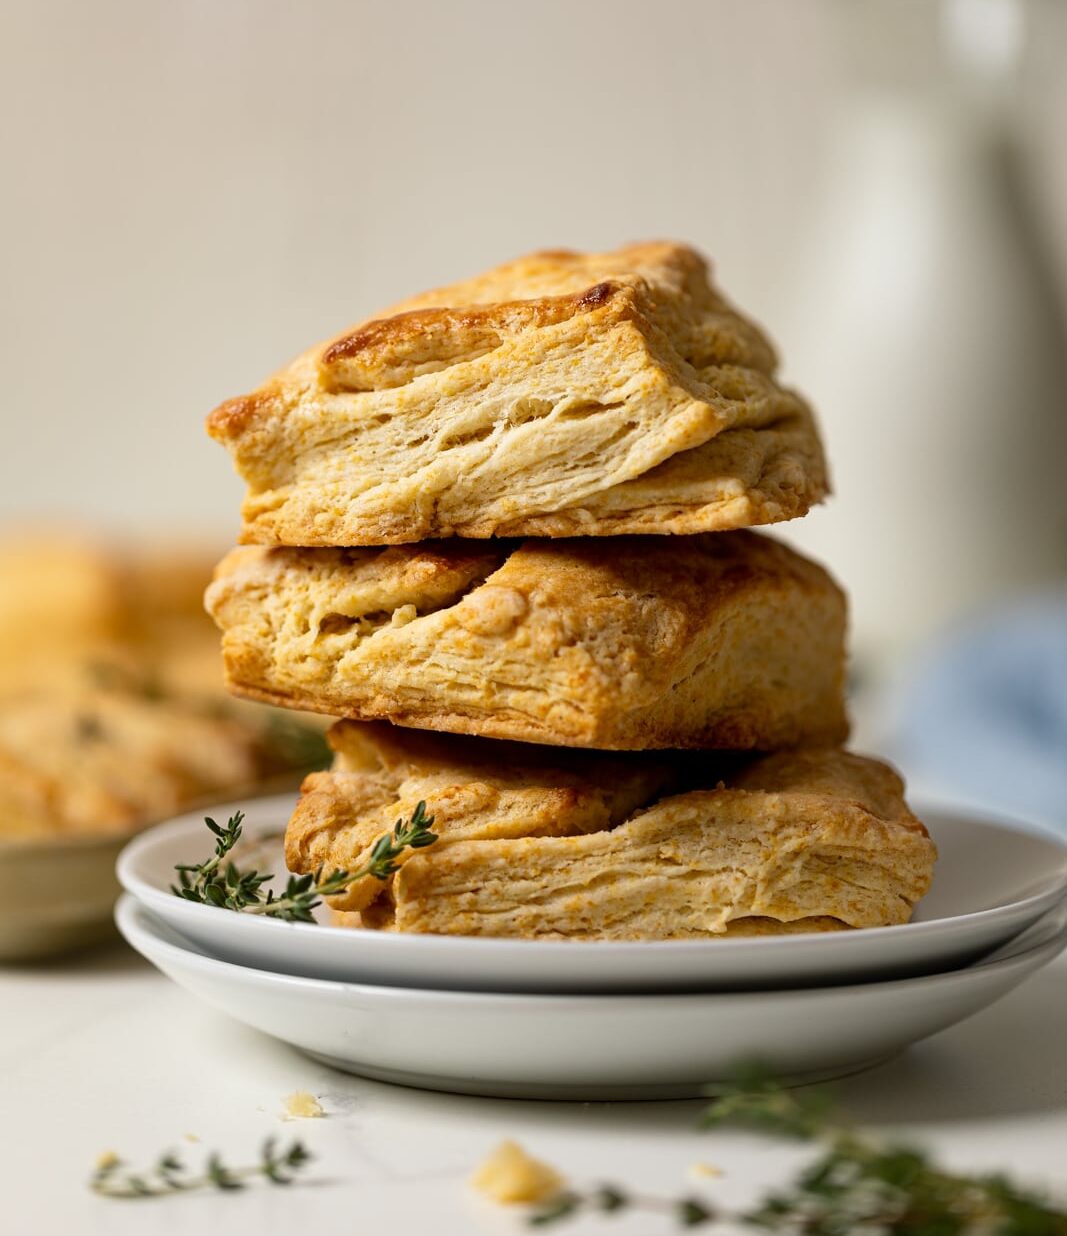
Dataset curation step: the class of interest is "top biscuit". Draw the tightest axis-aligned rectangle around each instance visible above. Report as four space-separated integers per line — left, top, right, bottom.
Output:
208 243 827 545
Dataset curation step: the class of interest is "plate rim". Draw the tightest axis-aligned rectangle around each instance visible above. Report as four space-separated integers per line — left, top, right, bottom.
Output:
115 892 1067 1007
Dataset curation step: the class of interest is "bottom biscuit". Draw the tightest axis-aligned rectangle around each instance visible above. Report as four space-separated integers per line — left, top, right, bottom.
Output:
287 722 936 938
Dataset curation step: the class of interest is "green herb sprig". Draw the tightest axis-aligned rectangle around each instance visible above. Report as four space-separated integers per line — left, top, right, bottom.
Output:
171 802 436 922
698 1065 835 1139
530 1187 713 1228
528 1070 1067 1232
90 1138 310 1199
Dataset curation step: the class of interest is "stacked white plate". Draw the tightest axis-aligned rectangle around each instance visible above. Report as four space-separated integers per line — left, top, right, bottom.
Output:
117 794 1067 1099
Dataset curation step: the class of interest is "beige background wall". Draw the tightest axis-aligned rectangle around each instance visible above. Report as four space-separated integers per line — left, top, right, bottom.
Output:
3 0 1065 651
0 0 839 533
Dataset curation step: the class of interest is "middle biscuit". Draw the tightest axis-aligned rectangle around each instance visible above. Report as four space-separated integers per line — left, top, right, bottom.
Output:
206 529 848 751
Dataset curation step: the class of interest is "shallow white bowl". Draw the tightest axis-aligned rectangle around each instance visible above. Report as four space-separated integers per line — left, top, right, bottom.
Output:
116 894 1067 1100
117 795 1067 993
0 831 126 961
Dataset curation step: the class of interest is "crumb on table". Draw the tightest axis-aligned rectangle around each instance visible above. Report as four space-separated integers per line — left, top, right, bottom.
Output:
471 1139 565 1204
282 1090 325 1119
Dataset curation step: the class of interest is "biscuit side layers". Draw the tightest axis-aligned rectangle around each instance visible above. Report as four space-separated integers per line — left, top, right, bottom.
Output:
286 725 935 936
207 243 828 545
287 720 681 912
206 530 849 751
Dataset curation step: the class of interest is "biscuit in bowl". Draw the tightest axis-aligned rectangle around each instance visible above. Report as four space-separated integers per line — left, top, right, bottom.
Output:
206 242 828 545
206 529 848 751
0 673 323 842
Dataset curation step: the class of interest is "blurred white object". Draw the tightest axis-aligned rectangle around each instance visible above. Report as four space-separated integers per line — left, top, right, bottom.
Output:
779 0 1067 659
943 0 1024 79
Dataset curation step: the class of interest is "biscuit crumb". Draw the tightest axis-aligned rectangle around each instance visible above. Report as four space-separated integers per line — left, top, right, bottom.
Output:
390 603 417 628
184 1132 200 1143
689 1161 723 1179
282 1090 325 1119
471 1140 565 1204
457 585 529 637
94 1150 119 1170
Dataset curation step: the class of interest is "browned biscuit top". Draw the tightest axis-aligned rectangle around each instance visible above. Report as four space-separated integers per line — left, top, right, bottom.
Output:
205 242 826 544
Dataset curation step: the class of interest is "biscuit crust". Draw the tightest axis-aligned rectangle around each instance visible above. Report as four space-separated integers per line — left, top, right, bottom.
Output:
207 243 827 544
287 723 935 936
205 530 849 751
288 721 678 912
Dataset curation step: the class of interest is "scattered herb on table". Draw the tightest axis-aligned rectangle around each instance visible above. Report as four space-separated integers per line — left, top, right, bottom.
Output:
529 1186 714 1228
527 1069 1067 1232
170 802 436 922
90 1138 310 1198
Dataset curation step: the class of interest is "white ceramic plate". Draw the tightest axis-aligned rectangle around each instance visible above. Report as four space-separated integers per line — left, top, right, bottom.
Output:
117 794 1067 993
116 894 1067 1100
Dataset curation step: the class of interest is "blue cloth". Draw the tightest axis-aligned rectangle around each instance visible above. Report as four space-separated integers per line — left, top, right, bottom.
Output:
891 592 1067 832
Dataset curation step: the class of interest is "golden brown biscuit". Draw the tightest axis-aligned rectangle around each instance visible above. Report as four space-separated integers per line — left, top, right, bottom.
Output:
0 532 220 695
206 530 849 751
1 691 237 840
0 527 331 731
0 535 123 666
288 721 677 912
206 243 827 545
0 669 328 842
0 701 320 843
287 723 935 936
0 530 332 842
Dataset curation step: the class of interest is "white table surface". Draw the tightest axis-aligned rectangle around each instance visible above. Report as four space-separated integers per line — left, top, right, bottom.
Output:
1 937 1065 1234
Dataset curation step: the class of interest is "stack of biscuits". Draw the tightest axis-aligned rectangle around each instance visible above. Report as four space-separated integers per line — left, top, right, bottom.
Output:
205 243 936 940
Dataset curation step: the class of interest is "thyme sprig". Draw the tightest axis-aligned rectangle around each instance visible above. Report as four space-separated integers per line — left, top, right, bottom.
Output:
530 1187 713 1228
698 1066 835 1139
528 1071 1067 1232
171 802 436 922
90 1138 310 1198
